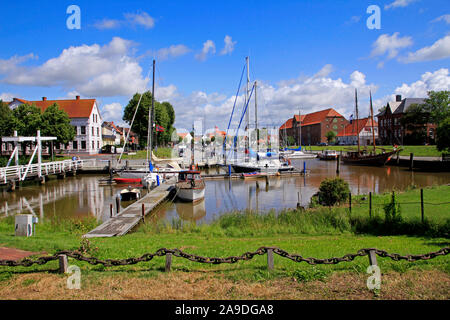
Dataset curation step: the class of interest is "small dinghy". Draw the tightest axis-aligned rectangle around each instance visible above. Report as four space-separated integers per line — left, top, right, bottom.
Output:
119 187 141 201
241 172 267 179
114 177 142 184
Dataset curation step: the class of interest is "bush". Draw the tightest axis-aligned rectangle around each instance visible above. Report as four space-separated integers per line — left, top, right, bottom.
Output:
317 178 350 206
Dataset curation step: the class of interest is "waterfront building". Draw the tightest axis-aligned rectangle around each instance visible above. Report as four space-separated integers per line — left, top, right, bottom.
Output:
280 108 348 146
7 96 103 154
336 117 378 146
376 95 435 145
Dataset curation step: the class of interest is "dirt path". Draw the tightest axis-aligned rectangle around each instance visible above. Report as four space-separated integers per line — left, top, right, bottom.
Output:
0 270 448 300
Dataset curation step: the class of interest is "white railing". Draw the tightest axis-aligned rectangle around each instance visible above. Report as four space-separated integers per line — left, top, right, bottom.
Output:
0 159 93 184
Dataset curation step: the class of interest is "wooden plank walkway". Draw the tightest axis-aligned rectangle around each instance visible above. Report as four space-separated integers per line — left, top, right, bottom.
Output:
83 178 176 238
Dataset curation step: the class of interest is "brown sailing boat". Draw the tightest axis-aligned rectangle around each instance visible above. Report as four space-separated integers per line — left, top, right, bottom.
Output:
341 89 400 166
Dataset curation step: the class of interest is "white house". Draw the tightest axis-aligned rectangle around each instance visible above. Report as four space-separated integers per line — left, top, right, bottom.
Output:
8 96 103 154
336 117 378 146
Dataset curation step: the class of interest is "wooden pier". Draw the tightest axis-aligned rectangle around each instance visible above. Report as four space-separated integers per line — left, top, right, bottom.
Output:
83 178 176 238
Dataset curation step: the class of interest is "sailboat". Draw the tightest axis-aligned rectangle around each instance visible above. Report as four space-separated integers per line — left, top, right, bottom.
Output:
341 90 400 166
229 57 294 174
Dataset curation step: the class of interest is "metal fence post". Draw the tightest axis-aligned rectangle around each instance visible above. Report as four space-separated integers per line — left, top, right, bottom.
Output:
368 250 377 266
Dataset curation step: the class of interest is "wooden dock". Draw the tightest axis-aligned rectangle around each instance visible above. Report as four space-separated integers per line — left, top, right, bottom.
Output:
83 178 176 238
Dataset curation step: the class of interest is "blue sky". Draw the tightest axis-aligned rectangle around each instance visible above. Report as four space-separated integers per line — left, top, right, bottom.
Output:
0 0 449 132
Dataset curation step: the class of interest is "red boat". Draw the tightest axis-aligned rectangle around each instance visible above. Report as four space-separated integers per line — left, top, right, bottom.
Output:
113 177 142 184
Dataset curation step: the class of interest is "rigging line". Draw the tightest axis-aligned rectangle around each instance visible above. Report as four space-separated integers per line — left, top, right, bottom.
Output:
118 66 152 163
233 83 256 149
224 62 247 148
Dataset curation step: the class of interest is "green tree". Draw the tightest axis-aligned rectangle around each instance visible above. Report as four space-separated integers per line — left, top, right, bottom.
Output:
41 103 76 144
11 103 42 137
0 100 14 137
423 90 449 125
436 117 450 152
325 131 336 144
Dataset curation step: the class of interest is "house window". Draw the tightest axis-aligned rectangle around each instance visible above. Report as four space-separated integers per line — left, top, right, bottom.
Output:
92 127 95 136
81 126 86 135
92 141 95 150
73 141 78 150
97 127 99 136
97 141 100 149
81 141 86 150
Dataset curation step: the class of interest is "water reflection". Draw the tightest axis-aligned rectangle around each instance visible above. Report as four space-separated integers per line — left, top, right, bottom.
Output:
1 159 449 225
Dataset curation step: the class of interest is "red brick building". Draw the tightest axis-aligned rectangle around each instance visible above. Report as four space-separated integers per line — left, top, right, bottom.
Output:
376 95 436 145
280 108 348 146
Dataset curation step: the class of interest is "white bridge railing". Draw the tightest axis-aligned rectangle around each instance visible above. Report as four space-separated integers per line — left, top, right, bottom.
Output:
0 159 93 184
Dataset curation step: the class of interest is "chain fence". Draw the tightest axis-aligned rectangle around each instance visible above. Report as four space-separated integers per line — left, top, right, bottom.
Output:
1 246 448 270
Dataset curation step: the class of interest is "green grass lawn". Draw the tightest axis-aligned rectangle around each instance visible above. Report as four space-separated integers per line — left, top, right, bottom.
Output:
119 147 175 160
296 145 443 157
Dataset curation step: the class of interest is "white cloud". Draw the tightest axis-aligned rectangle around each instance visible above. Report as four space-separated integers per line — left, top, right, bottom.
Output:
158 65 377 130
101 102 125 125
374 68 450 107
220 35 237 55
0 92 15 101
0 37 148 97
156 45 191 61
371 32 413 59
195 40 216 61
385 0 417 10
431 14 450 24
399 35 450 63
124 12 155 29
94 11 155 30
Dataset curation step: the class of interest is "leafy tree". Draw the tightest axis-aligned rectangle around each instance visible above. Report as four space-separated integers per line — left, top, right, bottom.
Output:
423 90 449 125
122 92 176 147
11 103 42 137
41 103 76 144
325 131 336 144
0 100 14 137
286 136 295 146
436 117 450 152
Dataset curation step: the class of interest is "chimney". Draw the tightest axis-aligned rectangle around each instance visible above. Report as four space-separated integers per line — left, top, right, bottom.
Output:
396 94 402 102
42 97 47 101
76 95 80 100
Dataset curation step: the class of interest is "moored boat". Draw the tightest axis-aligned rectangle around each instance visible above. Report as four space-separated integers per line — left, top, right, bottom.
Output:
176 170 205 202
318 150 338 160
119 187 141 201
114 177 142 184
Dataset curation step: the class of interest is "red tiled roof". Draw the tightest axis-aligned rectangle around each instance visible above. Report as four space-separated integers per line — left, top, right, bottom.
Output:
280 118 293 130
295 108 344 126
16 98 96 118
337 118 377 137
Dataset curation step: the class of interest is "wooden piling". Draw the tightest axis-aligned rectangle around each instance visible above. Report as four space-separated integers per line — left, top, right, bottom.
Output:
368 250 377 266
58 254 68 274
420 188 424 223
165 253 172 272
349 192 352 213
141 203 145 222
110 204 113 218
116 195 120 214
267 248 274 270
409 153 414 171
336 155 341 174
369 192 372 218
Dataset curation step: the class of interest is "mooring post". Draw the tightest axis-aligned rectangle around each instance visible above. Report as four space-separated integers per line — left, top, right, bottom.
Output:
58 254 68 274
303 161 306 174
116 195 120 214
409 153 414 171
368 249 377 266
267 248 274 270
141 203 145 222
108 160 112 181
110 204 113 218
349 192 352 213
420 188 424 223
369 192 372 218
336 155 341 174
165 253 172 272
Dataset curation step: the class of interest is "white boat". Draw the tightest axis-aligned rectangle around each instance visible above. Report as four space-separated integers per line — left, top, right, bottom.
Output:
141 172 162 189
176 170 205 202
286 150 317 159
119 187 141 201
318 150 338 160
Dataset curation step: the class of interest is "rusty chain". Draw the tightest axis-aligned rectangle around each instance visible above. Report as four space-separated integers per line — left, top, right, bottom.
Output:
0 247 448 268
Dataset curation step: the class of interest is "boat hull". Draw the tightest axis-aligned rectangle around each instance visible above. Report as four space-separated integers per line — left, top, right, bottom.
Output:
341 151 397 166
114 178 142 184
177 187 205 202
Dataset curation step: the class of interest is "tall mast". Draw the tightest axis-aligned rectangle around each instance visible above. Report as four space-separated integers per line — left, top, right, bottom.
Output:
147 59 155 165
369 91 376 153
298 108 301 148
245 56 250 162
355 89 360 153
255 80 259 154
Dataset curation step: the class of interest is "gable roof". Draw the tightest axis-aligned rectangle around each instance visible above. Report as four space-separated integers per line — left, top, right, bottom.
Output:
295 108 344 126
393 98 426 115
337 117 377 137
13 97 96 118
280 118 294 130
